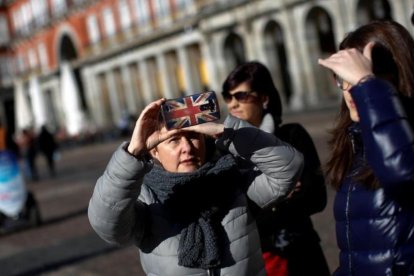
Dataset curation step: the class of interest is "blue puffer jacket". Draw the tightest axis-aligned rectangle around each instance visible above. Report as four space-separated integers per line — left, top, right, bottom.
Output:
333 78 414 276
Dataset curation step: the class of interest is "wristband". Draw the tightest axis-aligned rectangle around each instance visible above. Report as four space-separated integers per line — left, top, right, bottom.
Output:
355 74 375 87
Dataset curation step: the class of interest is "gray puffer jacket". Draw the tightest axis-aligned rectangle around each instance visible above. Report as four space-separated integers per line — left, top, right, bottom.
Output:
88 115 303 276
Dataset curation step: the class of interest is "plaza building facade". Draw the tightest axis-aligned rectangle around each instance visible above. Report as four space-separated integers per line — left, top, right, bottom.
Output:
0 0 412 137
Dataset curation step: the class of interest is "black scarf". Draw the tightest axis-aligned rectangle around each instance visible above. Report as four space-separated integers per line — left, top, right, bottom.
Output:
143 154 240 269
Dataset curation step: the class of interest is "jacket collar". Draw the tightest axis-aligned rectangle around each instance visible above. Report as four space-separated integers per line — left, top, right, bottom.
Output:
260 113 276 134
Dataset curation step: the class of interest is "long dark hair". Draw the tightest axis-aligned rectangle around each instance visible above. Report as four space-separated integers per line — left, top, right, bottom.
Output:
221 61 283 126
326 21 414 190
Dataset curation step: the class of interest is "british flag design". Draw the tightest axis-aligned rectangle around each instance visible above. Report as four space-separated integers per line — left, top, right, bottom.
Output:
162 91 220 129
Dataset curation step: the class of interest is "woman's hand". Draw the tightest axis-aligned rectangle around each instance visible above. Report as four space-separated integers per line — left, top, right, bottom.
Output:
318 42 374 86
127 99 181 157
184 122 225 139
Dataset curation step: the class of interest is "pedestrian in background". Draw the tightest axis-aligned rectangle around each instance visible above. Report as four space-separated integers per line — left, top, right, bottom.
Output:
319 20 414 275
37 125 58 177
0 120 41 233
221 61 329 276
88 97 303 276
16 128 39 181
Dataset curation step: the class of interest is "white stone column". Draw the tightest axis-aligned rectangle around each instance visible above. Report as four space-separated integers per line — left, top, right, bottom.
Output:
345 0 359 31
60 62 86 136
177 46 195 94
29 75 47 130
156 53 174 99
14 79 33 131
240 22 256 60
200 39 219 92
120 65 138 114
330 0 349 45
294 6 319 107
392 0 411 28
82 68 105 128
281 7 306 110
211 31 230 89
105 70 122 125
252 18 267 65
42 77 64 131
139 60 154 104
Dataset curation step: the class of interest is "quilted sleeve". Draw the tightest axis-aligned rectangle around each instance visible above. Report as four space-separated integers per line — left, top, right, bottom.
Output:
351 78 414 193
216 115 304 208
88 142 152 246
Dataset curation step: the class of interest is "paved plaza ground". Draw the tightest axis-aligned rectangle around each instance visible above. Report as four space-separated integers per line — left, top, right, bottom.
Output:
0 107 339 275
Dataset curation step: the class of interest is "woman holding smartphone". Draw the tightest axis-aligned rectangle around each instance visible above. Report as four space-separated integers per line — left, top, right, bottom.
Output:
88 98 303 276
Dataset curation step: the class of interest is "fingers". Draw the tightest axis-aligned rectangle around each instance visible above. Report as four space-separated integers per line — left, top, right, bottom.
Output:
184 122 224 138
363 41 375 61
318 53 339 70
157 128 180 143
135 98 165 124
141 98 165 115
318 57 329 68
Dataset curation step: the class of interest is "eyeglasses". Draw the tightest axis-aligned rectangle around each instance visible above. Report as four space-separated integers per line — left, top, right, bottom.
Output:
333 73 351 91
221 91 256 103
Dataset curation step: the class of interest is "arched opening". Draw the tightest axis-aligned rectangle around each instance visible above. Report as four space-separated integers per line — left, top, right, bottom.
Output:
305 7 337 103
58 33 89 135
59 35 78 61
187 43 205 93
59 34 87 111
146 57 163 100
357 0 392 25
97 73 113 128
223 32 246 74
263 20 292 105
128 63 146 113
165 50 181 97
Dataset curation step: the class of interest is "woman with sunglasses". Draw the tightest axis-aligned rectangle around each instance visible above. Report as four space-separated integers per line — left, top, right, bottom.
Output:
319 21 414 275
221 61 330 276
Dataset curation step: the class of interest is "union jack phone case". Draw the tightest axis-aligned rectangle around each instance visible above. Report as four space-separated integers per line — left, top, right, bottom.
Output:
161 91 220 130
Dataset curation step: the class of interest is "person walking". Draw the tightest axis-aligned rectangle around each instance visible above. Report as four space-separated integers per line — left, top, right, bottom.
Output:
16 128 39 181
221 61 329 276
37 125 58 177
88 97 303 275
0 121 41 233
318 20 414 275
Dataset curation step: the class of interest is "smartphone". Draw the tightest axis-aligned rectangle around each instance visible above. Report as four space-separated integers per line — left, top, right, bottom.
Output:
161 91 220 130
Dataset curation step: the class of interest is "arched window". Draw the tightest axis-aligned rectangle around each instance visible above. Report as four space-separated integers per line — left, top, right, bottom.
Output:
59 34 88 112
59 34 78 62
263 20 292 104
357 0 392 25
223 33 246 74
305 7 337 103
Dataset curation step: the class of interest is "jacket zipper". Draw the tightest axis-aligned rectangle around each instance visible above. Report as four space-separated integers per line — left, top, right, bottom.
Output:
346 132 355 274
345 181 353 274
350 132 356 154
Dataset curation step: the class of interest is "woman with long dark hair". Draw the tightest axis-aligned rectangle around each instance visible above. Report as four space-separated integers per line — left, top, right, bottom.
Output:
221 61 329 276
319 21 414 275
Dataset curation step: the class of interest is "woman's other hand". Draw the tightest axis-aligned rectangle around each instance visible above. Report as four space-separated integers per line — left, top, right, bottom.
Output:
318 42 374 86
184 122 225 139
127 99 181 157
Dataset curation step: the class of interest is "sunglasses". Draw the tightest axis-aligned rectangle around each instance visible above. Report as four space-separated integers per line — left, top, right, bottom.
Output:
221 91 256 103
333 73 351 91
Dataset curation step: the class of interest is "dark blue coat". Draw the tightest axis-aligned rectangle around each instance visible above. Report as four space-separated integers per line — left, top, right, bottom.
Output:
334 78 414 276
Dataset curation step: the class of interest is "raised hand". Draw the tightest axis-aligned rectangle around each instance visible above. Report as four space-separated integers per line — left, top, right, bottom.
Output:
318 42 374 86
184 122 225 139
127 99 181 157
